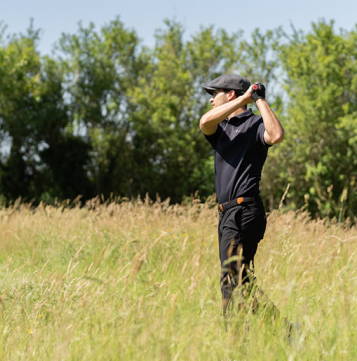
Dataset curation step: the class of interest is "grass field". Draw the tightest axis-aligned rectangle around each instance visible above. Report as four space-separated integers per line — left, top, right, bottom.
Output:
0 197 357 360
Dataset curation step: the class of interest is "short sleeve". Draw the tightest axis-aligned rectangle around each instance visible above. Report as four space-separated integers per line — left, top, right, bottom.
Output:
204 125 222 150
256 119 272 148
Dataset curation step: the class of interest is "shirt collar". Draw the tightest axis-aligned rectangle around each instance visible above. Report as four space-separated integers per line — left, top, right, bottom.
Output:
228 108 253 123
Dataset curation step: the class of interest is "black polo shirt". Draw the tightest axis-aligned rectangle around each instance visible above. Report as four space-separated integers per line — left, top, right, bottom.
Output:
204 108 271 204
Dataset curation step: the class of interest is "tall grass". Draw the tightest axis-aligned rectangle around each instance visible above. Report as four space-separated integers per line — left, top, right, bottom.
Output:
0 197 356 360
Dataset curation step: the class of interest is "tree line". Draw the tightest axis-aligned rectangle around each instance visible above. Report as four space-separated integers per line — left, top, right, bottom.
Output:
0 18 356 220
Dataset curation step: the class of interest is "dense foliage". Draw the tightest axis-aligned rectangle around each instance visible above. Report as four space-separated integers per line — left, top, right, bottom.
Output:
0 18 356 219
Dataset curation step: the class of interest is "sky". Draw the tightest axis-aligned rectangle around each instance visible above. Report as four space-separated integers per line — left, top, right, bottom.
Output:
1 0 357 55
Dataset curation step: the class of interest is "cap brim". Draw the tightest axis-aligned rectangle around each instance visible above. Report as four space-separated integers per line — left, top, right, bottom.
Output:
203 86 217 95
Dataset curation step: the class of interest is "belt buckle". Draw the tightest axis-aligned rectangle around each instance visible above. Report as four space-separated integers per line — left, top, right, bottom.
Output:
237 197 244 205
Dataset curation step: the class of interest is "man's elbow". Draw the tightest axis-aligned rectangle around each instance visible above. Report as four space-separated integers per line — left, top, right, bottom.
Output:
271 130 285 144
199 115 207 128
199 115 209 131
199 116 217 135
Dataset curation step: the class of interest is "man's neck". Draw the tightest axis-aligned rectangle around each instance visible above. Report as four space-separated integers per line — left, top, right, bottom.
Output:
228 107 247 120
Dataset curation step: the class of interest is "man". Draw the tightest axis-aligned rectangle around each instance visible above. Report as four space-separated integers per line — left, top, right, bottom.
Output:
200 74 284 314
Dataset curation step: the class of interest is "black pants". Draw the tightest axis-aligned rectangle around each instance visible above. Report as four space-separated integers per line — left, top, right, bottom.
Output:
218 196 267 300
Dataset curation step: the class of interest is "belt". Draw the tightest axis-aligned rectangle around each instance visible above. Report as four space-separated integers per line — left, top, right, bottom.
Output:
219 196 257 213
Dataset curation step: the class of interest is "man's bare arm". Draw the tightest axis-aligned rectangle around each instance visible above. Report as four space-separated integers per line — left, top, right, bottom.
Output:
256 99 284 145
199 90 253 135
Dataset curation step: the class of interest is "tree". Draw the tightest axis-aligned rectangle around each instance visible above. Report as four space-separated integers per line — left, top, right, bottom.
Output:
58 17 147 199
275 21 357 219
0 23 48 201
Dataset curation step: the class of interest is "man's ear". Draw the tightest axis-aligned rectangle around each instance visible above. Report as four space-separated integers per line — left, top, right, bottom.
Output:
227 90 236 101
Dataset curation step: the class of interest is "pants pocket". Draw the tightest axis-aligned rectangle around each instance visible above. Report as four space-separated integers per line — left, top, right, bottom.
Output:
235 203 267 243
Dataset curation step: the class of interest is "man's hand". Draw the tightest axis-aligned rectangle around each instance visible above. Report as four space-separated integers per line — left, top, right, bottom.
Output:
242 85 255 104
251 83 266 101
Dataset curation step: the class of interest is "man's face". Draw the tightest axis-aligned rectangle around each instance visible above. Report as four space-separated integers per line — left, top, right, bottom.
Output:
210 89 229 108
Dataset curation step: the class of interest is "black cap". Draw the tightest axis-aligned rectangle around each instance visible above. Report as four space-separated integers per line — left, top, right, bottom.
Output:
203 74 251 95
